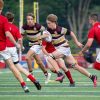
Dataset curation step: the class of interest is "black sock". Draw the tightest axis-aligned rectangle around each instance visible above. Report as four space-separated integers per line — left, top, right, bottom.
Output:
57 71 63 77
44 72 48 77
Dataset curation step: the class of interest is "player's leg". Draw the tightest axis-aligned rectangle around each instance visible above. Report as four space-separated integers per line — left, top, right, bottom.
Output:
52 47 97 87
26 49 34 73
34 54 51 84
46 56 65 82
5 58 29 93
9 47 41 90
26 45 51 84
34 54 48 75
0 49 29 93
56 58 75 86
64 54 97 87
15 63 41 90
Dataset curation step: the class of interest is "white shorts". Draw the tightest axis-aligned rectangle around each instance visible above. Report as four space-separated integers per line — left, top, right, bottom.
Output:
96 51 100 63
56 47 72 56
7 47 19 63
0 48 11 60
30 45 41 54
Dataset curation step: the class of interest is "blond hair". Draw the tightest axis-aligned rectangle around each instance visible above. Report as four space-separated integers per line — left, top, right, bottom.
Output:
47 14 58 23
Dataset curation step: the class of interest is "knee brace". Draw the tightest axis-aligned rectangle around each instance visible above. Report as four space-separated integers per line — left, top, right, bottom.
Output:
93 62 100 70
69 63 77 68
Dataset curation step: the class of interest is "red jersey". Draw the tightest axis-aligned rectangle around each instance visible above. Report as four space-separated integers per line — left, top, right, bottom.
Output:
6 23 22 47
88 22 100 44
42 40 56 53
0 15 9 51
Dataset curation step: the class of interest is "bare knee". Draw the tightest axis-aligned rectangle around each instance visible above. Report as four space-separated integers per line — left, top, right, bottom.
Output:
26 55 31 61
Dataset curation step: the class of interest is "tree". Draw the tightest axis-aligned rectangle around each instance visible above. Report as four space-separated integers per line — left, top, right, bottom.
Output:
65 0 92 42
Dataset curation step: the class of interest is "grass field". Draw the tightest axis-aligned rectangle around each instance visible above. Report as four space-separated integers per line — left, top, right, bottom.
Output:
0 68 100 100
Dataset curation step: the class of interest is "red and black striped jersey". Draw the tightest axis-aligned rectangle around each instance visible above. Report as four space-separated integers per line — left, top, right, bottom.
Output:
47 26 70 47
21 23 45 46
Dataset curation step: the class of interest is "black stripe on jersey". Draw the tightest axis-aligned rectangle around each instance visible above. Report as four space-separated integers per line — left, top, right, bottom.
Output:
29 40 39 43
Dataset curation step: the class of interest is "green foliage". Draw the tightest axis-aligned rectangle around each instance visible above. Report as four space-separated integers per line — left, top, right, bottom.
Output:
2 0 100 52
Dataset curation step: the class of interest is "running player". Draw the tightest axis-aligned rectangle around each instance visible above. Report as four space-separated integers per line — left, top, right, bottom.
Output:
21 13 51 84
41 30 65 83
0 0 29 93
5 11 41 91
79 14 100 71
42 39 75 86
46 14 97 87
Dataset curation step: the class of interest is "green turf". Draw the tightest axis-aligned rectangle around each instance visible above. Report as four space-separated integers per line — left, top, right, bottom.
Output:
0 68 100 100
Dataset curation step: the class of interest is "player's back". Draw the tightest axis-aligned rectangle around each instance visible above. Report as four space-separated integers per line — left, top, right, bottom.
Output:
6 23 21 47
93 22 100 44
0 15 8 51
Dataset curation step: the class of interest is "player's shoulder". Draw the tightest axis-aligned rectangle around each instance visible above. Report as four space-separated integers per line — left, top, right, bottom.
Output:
93 22 100 28
57 25 67 34
0 15 8 22
56 25 62 32
56 25 67 34
22 23 28 30
35 23 42 30
12 23 19 30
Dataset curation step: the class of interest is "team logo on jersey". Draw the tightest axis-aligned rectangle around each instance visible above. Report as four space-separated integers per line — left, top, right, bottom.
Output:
10 27 11 31
54 31 58 34
34 27 37 31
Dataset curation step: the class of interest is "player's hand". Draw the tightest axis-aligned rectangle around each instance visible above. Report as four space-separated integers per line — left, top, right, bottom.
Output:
22 46 25 51
79 51 83 56
76 42 84 48
49 54 56 59
15 43 21 49
38 36 42 40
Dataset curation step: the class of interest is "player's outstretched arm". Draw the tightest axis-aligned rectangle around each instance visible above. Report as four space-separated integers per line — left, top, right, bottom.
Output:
5 31 20 49
70 31 83 48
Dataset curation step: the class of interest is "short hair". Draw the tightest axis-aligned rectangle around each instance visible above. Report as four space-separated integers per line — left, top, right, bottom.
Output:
5 12 14 22
47 14 58 23
0 0 4 9
89 14 98 21
27 13 35 19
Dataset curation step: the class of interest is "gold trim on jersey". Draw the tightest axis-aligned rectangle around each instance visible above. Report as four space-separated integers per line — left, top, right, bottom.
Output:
28 37 39 41
52 36 66 45
25 30 39 33
51 34 61 37
61 27 67 34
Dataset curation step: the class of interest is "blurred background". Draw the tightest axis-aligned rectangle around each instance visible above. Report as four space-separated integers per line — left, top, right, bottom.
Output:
2 0 100 53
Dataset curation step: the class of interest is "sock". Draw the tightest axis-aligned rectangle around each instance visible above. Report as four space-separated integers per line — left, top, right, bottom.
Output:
57 71 63 77
44 71 48 77
21 82 26 87
27 74 36 82
89 75 97 82
29 71 33 75
89 75 94 81
65 70 74 84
